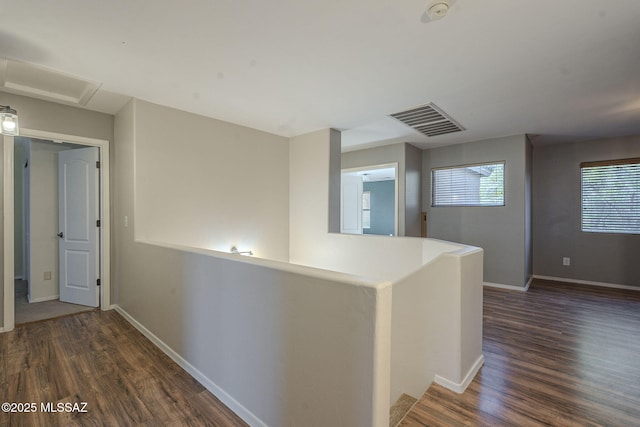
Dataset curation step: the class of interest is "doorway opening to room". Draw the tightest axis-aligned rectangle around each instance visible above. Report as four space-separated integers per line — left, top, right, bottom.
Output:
14 137 100 324
2 129 111 331
340 163 398 236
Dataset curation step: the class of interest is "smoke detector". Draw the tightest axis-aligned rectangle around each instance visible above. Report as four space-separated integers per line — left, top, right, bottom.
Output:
427 1 450 20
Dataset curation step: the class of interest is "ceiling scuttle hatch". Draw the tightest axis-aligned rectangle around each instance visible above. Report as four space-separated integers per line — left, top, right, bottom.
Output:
390 102 465 137
0 58 101 106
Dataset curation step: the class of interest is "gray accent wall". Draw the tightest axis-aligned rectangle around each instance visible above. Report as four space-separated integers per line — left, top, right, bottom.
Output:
363 180 395 236
405 144 422 237
423 134 532 287
328 129 341 233
532 135 640 287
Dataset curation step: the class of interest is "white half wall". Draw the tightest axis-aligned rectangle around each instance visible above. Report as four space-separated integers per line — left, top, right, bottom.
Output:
391 246 483 402
290 128 484 404
116 241 391 427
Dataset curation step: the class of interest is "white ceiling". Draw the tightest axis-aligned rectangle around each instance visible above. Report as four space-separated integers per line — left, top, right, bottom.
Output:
1 0 640 151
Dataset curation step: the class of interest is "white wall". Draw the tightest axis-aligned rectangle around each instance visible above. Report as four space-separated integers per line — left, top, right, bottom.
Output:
133 99 290 261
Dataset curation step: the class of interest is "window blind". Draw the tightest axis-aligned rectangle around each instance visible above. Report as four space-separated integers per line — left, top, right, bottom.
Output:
581 158 640 234
432 162 505 207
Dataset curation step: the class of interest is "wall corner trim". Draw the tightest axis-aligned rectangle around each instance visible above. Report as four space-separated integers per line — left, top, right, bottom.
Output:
113 305 267 427
434 354 484 394
525 276 533 291
483 282 529 292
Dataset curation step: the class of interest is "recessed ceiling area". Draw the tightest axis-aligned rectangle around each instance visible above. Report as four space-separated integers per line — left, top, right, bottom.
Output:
1 1 640 151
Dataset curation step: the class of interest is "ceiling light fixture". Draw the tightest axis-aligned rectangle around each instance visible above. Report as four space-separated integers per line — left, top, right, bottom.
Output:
427 1 450 20
0 105 19 136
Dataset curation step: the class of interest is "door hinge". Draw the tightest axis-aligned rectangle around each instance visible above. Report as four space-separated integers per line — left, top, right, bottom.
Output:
96 219 101 227
96 161 101 168
97 278 101 287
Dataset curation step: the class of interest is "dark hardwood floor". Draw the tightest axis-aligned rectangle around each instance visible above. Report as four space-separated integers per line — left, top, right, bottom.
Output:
401 279 640 426
0 310 247 427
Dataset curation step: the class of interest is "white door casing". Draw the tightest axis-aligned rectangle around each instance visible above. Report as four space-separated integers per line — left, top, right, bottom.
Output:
341 173 363 234
58 147 99 307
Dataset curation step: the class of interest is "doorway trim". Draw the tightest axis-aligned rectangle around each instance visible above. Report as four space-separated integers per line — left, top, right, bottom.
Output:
341 162 399 236
2 128 111 333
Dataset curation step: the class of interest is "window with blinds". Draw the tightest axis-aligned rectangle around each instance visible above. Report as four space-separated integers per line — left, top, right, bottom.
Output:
581 158 640 234
431 162 505 207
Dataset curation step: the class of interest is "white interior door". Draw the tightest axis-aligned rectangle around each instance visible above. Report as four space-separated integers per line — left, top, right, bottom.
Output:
58 147 99 307
341 173 363 234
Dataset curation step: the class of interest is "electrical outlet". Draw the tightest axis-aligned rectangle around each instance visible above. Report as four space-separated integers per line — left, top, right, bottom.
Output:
562 257 571 266
44 271 52 280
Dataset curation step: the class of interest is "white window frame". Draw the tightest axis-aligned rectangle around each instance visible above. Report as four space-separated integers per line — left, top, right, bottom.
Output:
431 161 505 207
580 158 640 235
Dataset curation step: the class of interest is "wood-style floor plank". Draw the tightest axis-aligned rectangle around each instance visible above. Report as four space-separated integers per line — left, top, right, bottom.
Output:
401 279 640 427
0 310 247 427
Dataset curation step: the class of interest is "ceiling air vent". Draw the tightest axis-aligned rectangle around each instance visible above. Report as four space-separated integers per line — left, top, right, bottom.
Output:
390 102 464 137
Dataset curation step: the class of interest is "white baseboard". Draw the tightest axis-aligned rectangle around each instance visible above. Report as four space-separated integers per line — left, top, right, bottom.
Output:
28 295 59 303
533 275 640 291
525 276 533 291
113 305 265 427
483 281 529 292
434 354 484 394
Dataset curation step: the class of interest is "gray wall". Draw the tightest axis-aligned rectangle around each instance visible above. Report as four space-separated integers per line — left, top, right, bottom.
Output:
342 142 422 236
423 134 531 287
525 136 533 286
0 92 114 329
405 144 422 237
363 180 395 236
328 129 342 233
532 135 640 287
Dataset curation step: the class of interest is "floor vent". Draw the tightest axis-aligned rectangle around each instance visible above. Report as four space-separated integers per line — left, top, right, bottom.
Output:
390 103 464 137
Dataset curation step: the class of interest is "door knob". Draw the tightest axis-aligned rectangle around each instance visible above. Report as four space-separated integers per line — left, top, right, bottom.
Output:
57 232 64 238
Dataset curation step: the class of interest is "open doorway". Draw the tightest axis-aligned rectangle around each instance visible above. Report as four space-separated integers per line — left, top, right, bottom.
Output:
2 129 111 332
340 163 398 236
14 137 99 324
